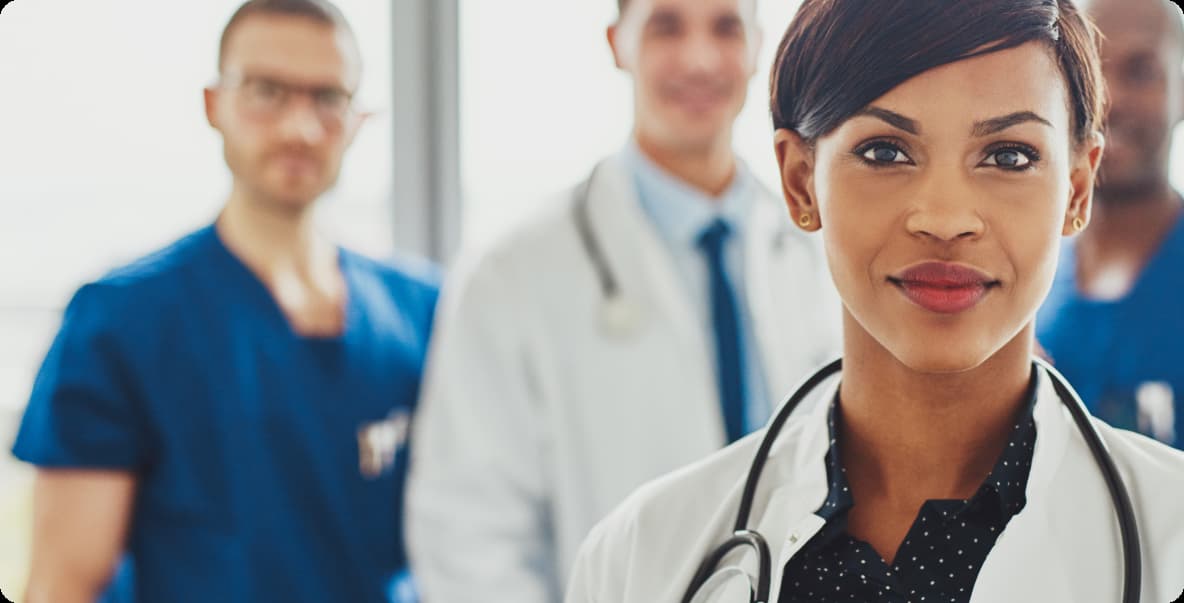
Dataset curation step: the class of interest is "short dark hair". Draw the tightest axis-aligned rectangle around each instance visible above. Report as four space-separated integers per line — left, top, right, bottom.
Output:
218 0 356 72
770 0 1106 148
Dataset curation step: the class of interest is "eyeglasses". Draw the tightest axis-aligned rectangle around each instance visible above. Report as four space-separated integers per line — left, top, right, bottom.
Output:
218 73 356 128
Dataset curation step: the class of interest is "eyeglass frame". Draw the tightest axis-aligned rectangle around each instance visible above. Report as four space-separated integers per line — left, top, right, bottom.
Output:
213 71 359 128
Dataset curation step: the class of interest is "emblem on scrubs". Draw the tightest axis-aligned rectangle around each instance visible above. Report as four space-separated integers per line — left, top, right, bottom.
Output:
1135 381 1176 446
357 409 410 478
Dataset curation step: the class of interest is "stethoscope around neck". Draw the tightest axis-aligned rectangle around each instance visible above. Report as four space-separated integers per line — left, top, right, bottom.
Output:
572 163 646 338
571 161 790 340
680 357 1143 603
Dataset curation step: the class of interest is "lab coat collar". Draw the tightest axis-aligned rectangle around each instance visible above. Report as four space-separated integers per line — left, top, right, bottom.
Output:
585 153 824 447
757 372 839 603
742 191 842 400
589 151 838 429
969 369 1078 602
586 152 702 345
752 367 1077 603
585 153 721 422
621 139 755 253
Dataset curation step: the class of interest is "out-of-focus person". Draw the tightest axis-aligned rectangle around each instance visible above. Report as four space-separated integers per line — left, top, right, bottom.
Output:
405 0 840 600
12 1 438 601
1037 0 1184 448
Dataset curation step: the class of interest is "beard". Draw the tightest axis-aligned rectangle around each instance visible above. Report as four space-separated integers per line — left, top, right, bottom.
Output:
1095 162 1165 203
1097 112 1175 203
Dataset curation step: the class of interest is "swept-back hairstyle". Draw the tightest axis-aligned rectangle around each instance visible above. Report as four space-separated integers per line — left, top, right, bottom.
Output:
218 0 356 72
770 0 1106 147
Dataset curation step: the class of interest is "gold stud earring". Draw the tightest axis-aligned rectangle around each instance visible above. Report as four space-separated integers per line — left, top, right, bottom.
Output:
798 213 813 228
1072 216 1085 232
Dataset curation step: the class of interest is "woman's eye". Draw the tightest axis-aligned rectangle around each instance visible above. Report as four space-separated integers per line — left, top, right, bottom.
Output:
982 148 1035 170
861 144 910 164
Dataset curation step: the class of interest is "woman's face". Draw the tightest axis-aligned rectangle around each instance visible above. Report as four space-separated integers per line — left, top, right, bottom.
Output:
777 41 1103 373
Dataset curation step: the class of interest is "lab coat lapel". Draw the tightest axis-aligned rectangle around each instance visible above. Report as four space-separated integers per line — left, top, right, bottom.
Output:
585 155 722 436
752 375 838 603
745 369 1101 603
744 190 842 401
970 370 1095 602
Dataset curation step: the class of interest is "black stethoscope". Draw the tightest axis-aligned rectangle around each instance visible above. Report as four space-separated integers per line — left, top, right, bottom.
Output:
681 357 1142 603
571 161 790 340
572 163 644 339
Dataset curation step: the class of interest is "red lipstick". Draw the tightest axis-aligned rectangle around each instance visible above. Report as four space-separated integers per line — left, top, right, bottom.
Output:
890 262 998 314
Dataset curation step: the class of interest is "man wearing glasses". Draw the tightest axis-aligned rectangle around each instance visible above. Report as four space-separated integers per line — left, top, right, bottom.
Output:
12 1 437 601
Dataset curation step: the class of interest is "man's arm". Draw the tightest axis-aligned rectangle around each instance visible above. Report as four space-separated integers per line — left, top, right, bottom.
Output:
12 284 151 603
25 469 135 603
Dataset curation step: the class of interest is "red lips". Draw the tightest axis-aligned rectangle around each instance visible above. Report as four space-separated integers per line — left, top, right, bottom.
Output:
890 262 999 314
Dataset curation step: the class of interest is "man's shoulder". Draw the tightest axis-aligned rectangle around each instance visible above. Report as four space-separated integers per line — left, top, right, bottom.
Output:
68 226 218 326
471 190 583 264
343 249 441 300
571 432 770 597
338 250 442 340
97 226 216 290
443 185 593 302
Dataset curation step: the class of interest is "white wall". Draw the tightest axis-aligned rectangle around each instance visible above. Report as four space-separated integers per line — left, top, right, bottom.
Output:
459 0 803 250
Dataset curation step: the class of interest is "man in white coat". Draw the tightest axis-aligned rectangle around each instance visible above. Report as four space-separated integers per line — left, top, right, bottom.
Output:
405 0 839 600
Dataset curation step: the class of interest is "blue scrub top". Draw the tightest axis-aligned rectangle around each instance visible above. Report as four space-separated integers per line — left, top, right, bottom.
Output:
12 225 439 602
1037 214 1184 449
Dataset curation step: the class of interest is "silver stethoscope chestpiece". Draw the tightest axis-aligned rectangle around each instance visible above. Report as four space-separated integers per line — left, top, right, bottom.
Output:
600 295 643 339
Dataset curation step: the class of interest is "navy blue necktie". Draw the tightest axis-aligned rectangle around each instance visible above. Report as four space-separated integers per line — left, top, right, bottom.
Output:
697 219 747 444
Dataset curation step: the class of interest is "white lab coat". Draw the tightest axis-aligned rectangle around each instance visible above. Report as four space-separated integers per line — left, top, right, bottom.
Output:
566 368 1184 603
406 153 842 602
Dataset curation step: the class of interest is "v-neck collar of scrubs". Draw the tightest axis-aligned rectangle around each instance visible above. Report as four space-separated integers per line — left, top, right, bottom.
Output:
1059 208 1184 307
201 223 357 343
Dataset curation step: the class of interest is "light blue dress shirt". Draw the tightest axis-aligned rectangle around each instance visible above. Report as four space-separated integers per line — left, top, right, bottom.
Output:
622 140 772 433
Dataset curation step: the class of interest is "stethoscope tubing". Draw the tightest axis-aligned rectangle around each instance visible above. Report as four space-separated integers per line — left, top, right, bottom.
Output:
683 358 1141 603
1036 357 1142 603
572 164 621 300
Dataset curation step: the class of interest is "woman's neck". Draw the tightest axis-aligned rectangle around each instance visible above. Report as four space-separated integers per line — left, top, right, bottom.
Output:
838 317 1034 504
836 316 1035 563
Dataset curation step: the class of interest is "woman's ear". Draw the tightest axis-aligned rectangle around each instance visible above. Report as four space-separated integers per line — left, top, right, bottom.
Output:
1063 131 1105 236
774 128 820 231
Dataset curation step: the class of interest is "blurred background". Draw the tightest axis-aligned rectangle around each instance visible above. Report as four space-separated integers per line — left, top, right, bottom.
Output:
4 0 1184 599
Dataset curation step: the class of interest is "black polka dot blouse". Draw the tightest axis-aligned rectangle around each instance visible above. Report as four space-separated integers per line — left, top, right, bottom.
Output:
779 374 1038 603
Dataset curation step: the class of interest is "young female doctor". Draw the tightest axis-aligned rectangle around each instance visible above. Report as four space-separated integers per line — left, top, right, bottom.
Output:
564 0 1184 602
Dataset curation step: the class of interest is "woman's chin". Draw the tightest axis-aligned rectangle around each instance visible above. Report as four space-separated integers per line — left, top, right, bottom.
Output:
889 344 994 376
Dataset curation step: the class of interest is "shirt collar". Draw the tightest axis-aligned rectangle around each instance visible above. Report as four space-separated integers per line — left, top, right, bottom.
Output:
816 365 1040 524
622 138 754 249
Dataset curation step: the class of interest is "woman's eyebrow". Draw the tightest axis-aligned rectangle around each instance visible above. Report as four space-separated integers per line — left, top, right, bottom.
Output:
853 108 1052 138
855 107 919 134
971 111 1052 137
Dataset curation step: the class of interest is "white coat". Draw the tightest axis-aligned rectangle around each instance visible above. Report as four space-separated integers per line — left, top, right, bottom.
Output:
566 367 1184 603
406 152 842 602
